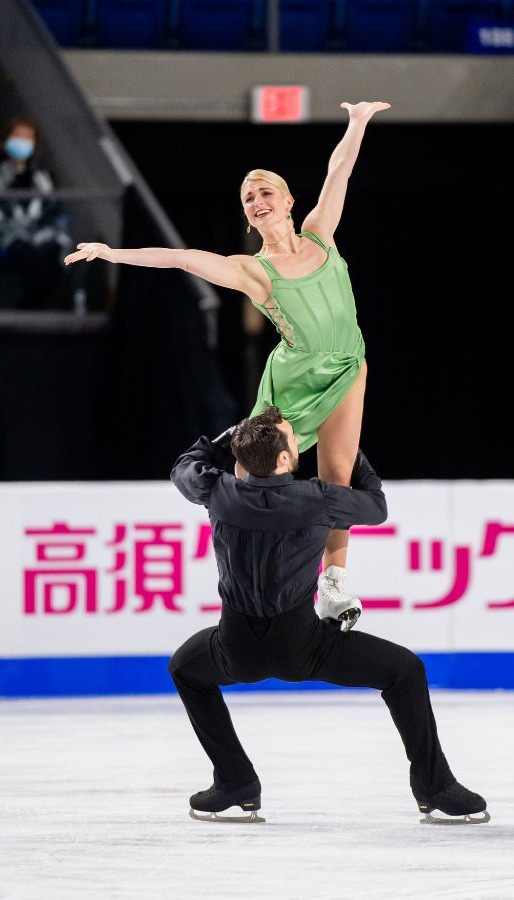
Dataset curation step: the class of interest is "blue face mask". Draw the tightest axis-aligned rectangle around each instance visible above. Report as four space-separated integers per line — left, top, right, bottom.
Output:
4 137 35 161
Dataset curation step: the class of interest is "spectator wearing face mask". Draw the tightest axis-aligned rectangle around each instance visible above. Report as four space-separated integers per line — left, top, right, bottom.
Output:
0 116 53 193
0 116 72 309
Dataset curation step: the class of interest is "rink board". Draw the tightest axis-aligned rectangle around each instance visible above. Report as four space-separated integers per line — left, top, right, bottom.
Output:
1 480 513 696
1 653 514 697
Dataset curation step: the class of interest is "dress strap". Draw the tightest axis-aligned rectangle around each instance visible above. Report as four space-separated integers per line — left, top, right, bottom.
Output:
253 254 280 279
300 231 331 253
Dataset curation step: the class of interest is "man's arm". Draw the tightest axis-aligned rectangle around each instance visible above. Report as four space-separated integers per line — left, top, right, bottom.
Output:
170 435 234 507
321 450 387 528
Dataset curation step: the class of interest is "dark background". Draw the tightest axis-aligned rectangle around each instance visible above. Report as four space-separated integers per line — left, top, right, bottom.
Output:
1 120 510 482
111 120 512 480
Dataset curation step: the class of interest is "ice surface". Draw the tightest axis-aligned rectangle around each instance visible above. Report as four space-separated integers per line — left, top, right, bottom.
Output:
1 690 513 900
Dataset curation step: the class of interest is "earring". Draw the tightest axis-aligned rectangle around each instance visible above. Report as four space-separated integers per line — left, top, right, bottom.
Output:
286 214 291 220
247 224 251 234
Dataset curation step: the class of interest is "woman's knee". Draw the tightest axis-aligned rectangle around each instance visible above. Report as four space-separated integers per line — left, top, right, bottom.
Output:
318 456 355 486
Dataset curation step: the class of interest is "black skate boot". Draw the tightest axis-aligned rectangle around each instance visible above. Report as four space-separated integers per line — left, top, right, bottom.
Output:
418 781 490 825
189 778 265 823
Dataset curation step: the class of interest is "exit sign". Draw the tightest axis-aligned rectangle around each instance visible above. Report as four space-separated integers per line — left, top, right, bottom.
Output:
251 85 310 123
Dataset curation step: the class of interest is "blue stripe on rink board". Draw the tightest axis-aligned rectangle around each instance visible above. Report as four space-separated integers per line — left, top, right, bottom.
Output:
1 653 514 697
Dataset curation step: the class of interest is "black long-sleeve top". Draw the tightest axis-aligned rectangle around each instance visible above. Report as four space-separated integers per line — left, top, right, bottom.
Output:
171 438 387 618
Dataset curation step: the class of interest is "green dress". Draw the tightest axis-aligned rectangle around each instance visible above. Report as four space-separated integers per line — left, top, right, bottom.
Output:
250 231 365 452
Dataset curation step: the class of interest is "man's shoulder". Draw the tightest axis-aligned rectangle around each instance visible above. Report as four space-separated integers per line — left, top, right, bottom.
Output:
210 473 326 497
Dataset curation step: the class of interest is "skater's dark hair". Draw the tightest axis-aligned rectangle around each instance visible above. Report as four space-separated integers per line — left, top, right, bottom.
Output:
231 406 289 477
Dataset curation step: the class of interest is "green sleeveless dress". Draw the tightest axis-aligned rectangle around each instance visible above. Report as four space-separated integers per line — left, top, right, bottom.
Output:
250 231 365 452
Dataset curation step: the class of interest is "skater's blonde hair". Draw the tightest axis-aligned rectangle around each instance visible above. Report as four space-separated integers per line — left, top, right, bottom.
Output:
240 169 292 203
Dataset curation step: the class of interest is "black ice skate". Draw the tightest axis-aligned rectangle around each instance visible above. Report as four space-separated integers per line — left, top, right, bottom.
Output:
418 781 490 825
189 779 265 823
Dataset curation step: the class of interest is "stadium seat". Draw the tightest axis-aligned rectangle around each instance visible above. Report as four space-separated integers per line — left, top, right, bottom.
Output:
97 0 168 48
467 20 514 53
279 0 332 51
426 0 506 51
31 0 86 46
179 0 266 51
345 0 418 52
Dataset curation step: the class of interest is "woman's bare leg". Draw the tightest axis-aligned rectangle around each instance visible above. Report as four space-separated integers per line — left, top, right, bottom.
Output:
317 360 367 571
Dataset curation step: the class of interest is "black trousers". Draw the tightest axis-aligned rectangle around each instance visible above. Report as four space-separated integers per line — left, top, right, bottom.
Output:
169 599 455 803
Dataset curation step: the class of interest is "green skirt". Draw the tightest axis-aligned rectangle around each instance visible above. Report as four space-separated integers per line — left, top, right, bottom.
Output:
250 333 365 453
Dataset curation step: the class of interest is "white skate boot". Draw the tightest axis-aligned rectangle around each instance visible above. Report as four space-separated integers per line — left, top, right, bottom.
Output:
317 565 362 632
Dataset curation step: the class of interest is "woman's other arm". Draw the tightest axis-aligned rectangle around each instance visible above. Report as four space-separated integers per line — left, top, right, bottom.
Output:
302 101 391 243
64 243 265 295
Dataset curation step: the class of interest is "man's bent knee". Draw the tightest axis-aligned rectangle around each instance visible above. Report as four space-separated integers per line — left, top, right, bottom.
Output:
168 644 189 683
381 646 427 695
396 648 427 683
168 654 178 679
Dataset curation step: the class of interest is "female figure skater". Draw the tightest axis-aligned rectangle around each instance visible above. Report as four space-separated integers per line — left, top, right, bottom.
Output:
65 99 391 619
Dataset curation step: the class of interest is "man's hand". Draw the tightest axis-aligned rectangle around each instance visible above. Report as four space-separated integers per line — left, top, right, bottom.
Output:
212 424 237 450
212 425 247 478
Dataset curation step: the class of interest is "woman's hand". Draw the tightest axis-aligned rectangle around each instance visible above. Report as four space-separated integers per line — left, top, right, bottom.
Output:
234 460 248 480
64 242 114 266
340 101 391 122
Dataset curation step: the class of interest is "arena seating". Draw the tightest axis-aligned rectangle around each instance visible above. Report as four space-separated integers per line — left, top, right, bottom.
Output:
345 0 419 51
179 0 266 50
30 0 514 52
97 0 168 48
31 0 87 46
425 0 507 51
279 0 333 51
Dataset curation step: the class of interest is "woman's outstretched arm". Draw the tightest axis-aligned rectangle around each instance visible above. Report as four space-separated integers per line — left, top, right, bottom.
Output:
302 100 391 243
64 243 262 294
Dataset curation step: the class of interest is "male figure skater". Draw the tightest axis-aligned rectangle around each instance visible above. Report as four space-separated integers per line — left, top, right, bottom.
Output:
169 407 489 825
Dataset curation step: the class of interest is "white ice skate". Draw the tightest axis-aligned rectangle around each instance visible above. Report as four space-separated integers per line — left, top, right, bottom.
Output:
317 565 362 632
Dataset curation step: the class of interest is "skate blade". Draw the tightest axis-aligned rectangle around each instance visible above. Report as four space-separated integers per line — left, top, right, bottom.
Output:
420 810 491 825
189 808 266 824
339 609 361 632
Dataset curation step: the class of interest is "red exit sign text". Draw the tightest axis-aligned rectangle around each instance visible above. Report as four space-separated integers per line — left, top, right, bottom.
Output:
251 86 310 123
